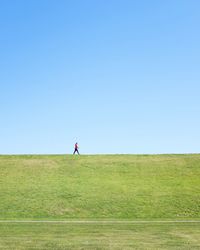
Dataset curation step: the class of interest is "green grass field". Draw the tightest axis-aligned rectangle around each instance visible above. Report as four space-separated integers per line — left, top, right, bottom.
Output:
0 154 200 249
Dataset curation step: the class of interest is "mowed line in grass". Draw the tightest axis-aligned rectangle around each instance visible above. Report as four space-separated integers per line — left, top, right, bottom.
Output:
0 220 200 224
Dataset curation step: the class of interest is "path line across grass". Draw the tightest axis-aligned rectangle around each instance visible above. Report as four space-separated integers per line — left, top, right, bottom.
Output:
0 220 200 224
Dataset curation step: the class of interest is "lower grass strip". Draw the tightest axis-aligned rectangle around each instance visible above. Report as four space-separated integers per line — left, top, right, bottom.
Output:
1 222 200 250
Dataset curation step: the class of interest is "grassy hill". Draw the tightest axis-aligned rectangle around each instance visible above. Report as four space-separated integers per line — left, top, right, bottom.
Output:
1 154 200 249
1 154 200 220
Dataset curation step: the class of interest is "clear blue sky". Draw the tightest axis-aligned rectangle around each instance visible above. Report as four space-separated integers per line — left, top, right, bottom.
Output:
1 0 200 154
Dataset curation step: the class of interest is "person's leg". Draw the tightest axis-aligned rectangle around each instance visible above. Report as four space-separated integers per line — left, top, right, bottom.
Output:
73 149 79 155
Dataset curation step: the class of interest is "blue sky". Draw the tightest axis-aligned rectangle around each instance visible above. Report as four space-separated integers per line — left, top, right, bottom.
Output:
1 0 200 154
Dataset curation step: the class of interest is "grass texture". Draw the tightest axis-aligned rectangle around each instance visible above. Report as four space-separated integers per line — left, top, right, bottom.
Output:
0 154 200 249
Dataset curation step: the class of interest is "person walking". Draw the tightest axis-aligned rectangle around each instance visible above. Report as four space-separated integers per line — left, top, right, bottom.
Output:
73 142 80 155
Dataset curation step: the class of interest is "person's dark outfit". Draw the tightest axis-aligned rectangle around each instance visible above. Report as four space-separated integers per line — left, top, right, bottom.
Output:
73 143 80 155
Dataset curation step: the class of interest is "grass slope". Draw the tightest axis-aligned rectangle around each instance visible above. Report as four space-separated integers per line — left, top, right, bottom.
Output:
0 154 200 249
1 154 200 220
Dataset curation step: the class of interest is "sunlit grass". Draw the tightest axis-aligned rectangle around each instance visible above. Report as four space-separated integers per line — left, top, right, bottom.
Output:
0 154 200 249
